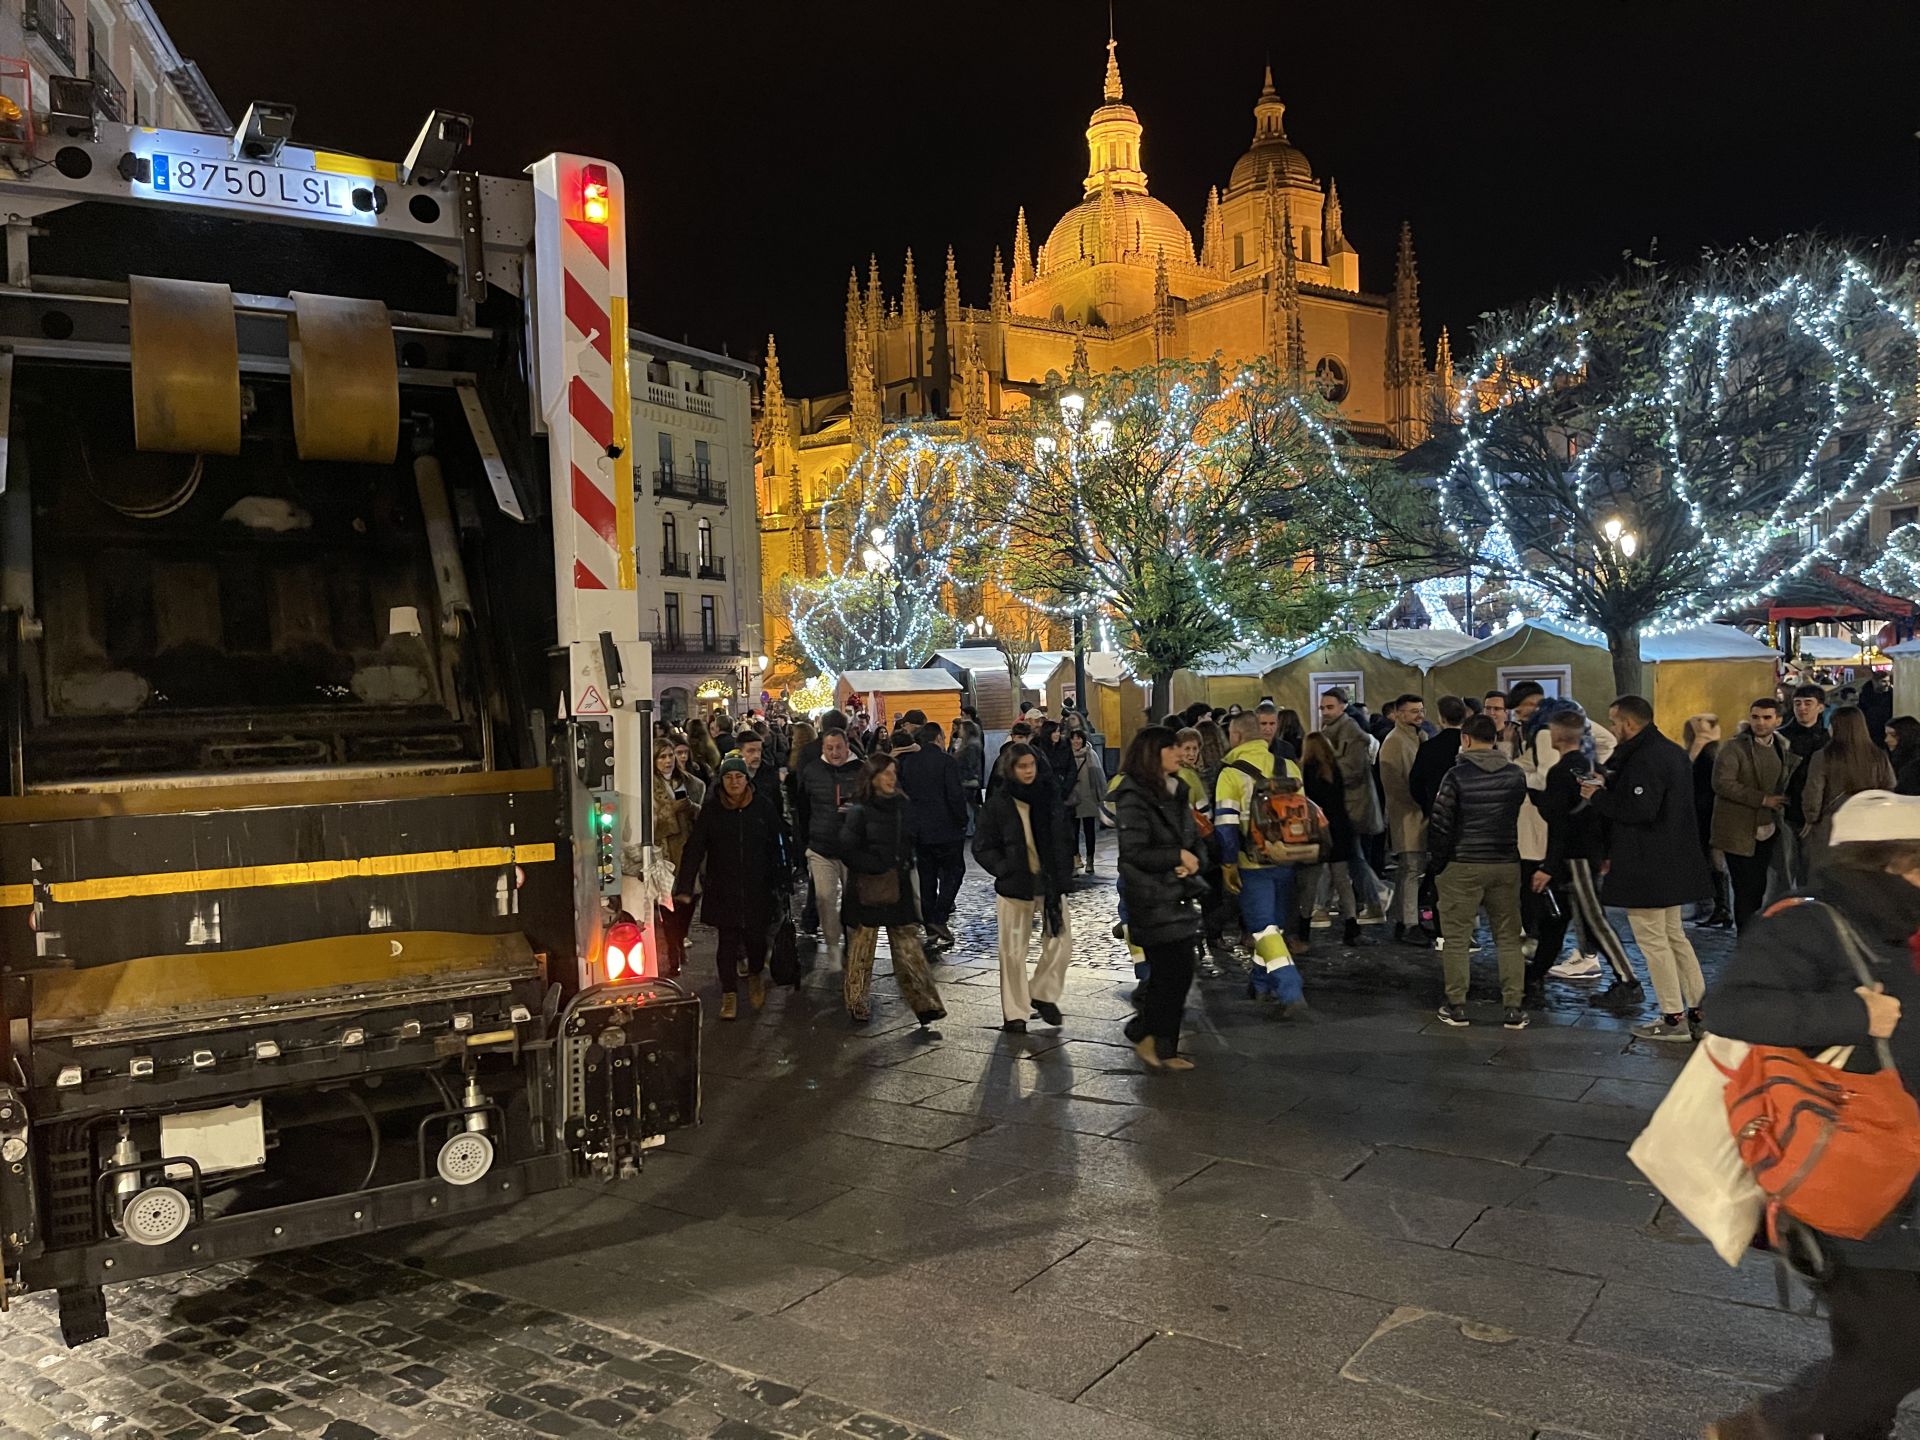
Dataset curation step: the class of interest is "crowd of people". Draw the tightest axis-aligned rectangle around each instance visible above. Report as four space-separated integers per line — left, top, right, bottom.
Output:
645 673 1920 1056
650 686 1920 1433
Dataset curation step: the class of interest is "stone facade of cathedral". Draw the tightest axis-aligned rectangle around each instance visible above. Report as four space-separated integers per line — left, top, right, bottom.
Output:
757 39 1446 679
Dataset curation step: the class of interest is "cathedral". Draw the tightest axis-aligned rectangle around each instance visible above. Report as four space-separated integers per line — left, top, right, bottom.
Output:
757 38 1448 677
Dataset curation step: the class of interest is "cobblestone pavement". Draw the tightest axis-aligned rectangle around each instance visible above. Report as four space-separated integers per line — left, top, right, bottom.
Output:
4 839 1903 1439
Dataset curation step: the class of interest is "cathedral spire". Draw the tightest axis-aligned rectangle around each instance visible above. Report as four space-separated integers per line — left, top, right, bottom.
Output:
851 314 881 447
1013 207 1034 289
961 323 988 437
865 252 884 331
1436 325 1458 419
1103 35 1123 103
1324 178 1352 254
990 247 1009 324
1153 248 1175 359
1262 162 1281 267
759 334 797 513
1201 186 1226 274
943 245 961 326
844 267 860 347
1274 197 1304 379
901 248 919 321
1388 222 1428 446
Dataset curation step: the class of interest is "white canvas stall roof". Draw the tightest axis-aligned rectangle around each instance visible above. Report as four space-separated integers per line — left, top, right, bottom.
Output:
1191 649 1294 679
924 648 1014 673
1450 618 1777 665
837 669 963 692
1639 625 1779 663
1795 635 1873 661
1021 652 1073 688
1886 638 1920 656
1264 628 1482 674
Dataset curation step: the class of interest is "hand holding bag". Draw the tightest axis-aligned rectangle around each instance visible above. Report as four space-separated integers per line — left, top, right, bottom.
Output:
1716 900 1920 1245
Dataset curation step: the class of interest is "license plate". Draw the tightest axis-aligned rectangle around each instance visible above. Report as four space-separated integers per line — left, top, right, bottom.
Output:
147 153 361 219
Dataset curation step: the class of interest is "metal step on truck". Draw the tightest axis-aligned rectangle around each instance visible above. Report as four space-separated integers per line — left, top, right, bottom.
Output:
0 85 699 1344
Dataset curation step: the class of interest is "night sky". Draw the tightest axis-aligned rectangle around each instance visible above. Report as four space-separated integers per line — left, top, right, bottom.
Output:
154 1 1920 396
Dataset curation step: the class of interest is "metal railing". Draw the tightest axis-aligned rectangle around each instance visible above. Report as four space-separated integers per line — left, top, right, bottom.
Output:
661 549 690 578
644 629 742 670
652 468 727 505
23 0 76 71
697 556 726 580
87 42 125 123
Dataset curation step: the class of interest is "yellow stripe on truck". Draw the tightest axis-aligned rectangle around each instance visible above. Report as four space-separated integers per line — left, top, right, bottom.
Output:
0 843 556 908
311 150 400 183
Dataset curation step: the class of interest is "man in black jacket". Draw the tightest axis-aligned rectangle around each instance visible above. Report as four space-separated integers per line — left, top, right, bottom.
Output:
1410 695 1467 816
896 722 970 950
796 729 865 965
1428 714 1530 1029
1583 694 1711 1043
1530 710 1640 1006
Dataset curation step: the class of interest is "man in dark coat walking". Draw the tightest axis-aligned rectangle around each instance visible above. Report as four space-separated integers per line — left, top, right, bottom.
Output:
895 722 970 951
1582 694 1711 1043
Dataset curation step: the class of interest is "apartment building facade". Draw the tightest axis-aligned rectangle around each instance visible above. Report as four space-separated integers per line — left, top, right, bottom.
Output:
4 0 226 134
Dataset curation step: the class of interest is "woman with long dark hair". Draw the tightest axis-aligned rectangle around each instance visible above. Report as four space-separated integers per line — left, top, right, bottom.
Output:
837 754 946 1027
972 741 1077 1033
1114 725 1206 1071
1885 715 1920 796
671 757 785 1019
1801 705 1897 849
1293 731 1361 951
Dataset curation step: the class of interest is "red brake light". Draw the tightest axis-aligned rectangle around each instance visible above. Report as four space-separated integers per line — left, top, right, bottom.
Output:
605 919 642 981
581 165 610 225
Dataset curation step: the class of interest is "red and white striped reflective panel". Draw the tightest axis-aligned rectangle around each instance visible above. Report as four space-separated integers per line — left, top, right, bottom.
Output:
544 159 634 595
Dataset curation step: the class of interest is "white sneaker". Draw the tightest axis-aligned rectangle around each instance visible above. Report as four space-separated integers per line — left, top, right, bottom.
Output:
1310 909 1332 929
1548 954 1605 982
1359 905 1386 925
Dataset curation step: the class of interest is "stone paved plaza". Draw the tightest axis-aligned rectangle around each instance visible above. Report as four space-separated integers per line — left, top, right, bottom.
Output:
1 848 1897 1440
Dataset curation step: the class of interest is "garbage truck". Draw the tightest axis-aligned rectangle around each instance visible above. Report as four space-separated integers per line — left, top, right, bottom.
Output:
0 89 698 1342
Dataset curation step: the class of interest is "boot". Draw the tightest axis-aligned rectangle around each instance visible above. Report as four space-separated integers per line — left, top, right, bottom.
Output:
1291 915 1312 956
1343 917 1363 947
1706 870 1733 928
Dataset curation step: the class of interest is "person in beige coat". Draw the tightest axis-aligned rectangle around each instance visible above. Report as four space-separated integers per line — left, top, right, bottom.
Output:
1377 695 1431 945
1710 696 1799 932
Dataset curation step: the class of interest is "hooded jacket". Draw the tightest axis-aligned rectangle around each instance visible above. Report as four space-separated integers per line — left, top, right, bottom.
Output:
1428 747 1527 867
1708 865 1920 1269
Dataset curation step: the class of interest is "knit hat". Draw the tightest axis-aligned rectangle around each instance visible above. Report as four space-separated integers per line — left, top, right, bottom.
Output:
716 755 751 780
1830 790 1920 846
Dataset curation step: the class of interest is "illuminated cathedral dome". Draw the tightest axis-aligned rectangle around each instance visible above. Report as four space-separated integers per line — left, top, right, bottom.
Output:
1037 37 1195 274
1227 66 1314 192
1043 192 1195 270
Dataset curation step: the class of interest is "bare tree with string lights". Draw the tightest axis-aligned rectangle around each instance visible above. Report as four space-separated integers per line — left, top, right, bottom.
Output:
779 428 995 677
980 356 1403 716
1427 240 1920 696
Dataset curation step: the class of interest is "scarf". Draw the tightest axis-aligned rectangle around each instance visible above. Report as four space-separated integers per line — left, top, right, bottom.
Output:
1006 777 1065 936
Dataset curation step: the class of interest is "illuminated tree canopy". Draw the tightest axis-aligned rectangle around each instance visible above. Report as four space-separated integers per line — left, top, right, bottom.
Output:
1426 241 1920 694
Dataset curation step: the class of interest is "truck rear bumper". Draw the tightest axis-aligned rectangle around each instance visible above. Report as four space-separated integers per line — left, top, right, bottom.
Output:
18 1152 569 1293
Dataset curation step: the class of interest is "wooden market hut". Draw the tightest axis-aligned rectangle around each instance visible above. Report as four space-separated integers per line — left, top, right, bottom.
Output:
1887 638 1920 718
1174 649 1294 713
1431 620 1778 732
922 647 1020 728
1263 629 1480 720
833 669 964 730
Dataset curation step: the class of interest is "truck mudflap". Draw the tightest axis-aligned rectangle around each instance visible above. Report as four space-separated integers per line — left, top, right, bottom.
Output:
557 978 700 1180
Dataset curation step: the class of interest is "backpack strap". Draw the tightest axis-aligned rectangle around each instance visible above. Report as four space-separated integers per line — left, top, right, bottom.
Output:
1761 895 1897 1074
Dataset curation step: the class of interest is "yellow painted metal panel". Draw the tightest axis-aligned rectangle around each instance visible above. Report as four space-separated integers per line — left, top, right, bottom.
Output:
129 275 241 455
311 150 400 182
0 844 555 909
288 291 400 463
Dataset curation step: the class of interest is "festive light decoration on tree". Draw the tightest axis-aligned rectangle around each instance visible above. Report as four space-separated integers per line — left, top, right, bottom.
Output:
1865 523 1920 600
1430 242 1920 695
976 356 1407 711
781 428 994 675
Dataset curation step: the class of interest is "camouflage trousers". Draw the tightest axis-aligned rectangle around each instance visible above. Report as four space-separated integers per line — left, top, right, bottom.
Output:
844 924 943 1021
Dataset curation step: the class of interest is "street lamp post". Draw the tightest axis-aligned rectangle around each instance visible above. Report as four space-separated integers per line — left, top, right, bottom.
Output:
1057 387 1102 743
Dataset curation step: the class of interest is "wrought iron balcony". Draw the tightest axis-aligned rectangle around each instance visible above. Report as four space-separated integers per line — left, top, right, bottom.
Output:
87 42 126 123
644 629 742 671
697 556 726 580
652 467 728 506
24 0 76 72
661 548 690 578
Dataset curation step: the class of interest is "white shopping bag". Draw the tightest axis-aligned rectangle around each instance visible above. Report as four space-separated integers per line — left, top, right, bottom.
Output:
1627 1033 1764 1267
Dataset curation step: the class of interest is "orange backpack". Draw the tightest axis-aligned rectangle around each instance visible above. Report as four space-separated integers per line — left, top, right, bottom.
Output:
1715 898 1920 1243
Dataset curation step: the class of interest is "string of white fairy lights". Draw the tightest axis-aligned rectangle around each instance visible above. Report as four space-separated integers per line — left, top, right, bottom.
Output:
1441 255 1920 642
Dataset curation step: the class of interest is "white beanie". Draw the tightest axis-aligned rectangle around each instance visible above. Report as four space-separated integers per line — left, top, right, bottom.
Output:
1829 790 1920 846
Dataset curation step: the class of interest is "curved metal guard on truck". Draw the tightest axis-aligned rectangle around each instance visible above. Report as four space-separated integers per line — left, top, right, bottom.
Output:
0 110 695 1344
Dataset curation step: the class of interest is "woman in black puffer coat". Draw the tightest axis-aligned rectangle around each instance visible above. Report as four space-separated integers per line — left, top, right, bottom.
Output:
1702 790 1920 1440
837 755 946 1028
1114 725 1207 1071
